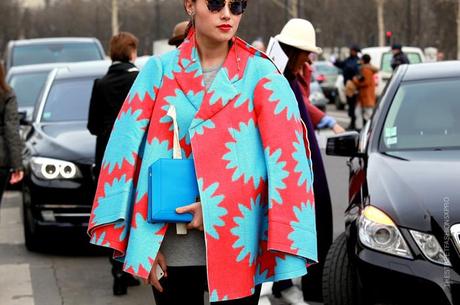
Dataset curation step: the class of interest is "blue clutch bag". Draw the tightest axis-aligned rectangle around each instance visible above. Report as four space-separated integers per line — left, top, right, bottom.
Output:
147 158 199 223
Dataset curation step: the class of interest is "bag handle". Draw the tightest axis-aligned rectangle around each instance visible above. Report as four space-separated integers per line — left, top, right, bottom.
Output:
166 105 182 160
166 105 188 235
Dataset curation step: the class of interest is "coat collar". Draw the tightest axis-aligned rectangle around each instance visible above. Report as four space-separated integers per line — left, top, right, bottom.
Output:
173 28 261 130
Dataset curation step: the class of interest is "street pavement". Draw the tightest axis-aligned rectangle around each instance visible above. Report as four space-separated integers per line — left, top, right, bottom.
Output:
0 105 350 305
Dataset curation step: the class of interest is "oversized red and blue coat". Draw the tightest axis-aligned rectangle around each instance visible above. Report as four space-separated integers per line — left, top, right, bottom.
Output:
88 31 318 302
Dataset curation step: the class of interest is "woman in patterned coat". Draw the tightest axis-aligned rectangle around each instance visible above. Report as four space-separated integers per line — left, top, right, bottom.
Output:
87 0 317 304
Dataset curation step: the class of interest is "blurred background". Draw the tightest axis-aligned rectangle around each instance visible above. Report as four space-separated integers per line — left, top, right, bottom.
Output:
1 0 459 59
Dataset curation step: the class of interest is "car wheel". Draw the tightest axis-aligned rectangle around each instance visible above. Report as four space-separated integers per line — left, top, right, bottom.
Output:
335 95 345 110
322 232 362 305
22 187 41 251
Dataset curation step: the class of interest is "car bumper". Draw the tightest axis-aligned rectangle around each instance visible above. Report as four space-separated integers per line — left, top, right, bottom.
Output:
354 243 460 304
24 174 94 229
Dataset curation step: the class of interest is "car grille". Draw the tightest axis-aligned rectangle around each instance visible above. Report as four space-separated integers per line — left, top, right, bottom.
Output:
451 224 460 254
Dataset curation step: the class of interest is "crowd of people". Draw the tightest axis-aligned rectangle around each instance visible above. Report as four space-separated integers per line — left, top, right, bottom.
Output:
0 1 417 305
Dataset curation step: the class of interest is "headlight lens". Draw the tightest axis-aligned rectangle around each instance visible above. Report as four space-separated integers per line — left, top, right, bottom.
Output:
358 206 413 259
410 230 451 266
30 157 82 180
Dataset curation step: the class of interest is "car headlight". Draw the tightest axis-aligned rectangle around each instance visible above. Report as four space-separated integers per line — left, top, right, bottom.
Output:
410 230 451 266
30 157 82 180
358 206 413 259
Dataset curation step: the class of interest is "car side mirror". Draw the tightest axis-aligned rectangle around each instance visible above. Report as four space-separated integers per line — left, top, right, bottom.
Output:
326 131 362 157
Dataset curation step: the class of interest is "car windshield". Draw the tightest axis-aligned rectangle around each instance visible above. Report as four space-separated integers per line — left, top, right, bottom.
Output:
41 77 95 122
381 78 460 151
12 43 102 67
314 64 339 75
381 52 422 73
9 71 49 107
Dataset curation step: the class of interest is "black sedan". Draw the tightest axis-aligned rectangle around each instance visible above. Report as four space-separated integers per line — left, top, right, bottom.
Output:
21 60 110 250
324 61 460 305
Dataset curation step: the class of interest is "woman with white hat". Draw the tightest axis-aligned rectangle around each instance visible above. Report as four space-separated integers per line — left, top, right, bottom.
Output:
268 18 341 305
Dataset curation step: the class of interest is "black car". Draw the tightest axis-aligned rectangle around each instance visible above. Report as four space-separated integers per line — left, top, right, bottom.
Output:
6 63 69 123
22 60 111 250
324 61 460 305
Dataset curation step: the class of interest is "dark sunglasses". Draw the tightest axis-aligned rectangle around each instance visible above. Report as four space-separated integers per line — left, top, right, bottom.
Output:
206 0 248 15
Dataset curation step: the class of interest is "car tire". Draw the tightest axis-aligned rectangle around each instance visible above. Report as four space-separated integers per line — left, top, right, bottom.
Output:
22 187 41 252
322 232 362 305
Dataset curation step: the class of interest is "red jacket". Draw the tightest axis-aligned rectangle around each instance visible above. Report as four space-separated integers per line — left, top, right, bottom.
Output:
297 64 325 126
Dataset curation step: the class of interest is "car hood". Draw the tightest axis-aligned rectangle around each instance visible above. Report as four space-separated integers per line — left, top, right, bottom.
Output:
28 122 95 165
367 150 460 232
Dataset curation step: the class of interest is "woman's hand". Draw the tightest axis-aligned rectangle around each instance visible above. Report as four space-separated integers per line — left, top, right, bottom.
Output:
146 251 168 292
176 201 204 231
10 170 24 184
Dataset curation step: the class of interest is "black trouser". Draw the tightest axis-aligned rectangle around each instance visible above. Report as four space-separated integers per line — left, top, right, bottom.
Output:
347 95 357 128
110 256 125 277
272 279 293 297
0 168 10 207
152 266 261 305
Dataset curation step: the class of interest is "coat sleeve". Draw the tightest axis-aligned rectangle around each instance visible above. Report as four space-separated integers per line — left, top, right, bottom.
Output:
87 79 103 136
87 56 163 254
4 93 23 170
305 101 325 127
254 73 318 263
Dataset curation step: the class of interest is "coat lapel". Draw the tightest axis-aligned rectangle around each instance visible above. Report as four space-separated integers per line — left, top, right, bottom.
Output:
173 29 243 130
173 38 205 111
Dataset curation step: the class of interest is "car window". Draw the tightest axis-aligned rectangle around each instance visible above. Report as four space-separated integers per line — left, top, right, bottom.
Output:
12 43 102 67
381 52 422 73
381 78 460 151
41 78 95 122
314 64 339 75
9 72 50 107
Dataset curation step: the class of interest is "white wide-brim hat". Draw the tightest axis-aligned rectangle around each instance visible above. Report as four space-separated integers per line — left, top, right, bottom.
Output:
275 18 322 54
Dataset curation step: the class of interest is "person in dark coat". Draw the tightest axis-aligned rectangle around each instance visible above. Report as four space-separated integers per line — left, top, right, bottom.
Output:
268 18 340 305
391 43 410 71
0 63 24 206
87 31 140 296
334 45 361 130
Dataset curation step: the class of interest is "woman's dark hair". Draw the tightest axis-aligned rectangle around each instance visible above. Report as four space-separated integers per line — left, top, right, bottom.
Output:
183 0 195 38
109 32 139 62
0 63 11 94
279 42 303 82
184 21 193 38
362 54 371 64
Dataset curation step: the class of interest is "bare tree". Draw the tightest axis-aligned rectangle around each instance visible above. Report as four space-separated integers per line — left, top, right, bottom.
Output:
112 0 119 36
376 0 385 46
291 0 298 18
457 0 460 58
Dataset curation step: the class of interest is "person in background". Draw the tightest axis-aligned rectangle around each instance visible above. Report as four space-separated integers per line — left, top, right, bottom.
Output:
390 43 409 71
0 63 24 206
354 54 378 128
267 18 341 305
436 51 445 62
168 21 190 47
298 61 345 134
334 45 361 130
87 32 140 296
